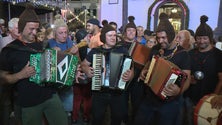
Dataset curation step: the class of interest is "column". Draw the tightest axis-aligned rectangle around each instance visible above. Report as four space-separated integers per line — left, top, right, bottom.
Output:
122 0 128 28
214 0 222 40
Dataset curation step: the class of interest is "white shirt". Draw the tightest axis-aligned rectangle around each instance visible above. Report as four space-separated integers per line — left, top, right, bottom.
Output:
0 34 15 52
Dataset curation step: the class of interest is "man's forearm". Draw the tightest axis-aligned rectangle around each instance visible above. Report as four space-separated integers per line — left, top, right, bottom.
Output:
0 71 22 84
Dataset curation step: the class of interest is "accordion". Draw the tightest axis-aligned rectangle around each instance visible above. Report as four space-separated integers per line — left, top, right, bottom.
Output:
29 49 79 87
92 52 132 91
144 56 187 100
128 42 151 66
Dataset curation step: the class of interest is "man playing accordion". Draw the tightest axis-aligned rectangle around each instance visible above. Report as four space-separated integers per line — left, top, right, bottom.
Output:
133 13 191 125
81 24 134 125
0 4 70 125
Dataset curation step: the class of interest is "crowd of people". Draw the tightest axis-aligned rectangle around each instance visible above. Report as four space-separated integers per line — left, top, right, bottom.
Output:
0 3 222 125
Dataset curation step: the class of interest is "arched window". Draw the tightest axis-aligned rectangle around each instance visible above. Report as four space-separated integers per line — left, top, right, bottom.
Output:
147 0 189 33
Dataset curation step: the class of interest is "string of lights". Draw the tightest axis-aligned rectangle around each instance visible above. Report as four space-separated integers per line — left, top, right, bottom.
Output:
2 0 66 10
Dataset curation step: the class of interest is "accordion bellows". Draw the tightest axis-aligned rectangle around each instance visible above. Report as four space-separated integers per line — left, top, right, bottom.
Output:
145 56 187 100
29 49 79 87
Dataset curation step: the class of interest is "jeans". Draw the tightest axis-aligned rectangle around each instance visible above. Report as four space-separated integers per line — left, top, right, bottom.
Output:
134 95 183 125
59 87 74 112
22 93 68 125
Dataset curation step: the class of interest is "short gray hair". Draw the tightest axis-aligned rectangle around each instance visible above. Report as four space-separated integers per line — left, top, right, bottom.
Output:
8 18 19 29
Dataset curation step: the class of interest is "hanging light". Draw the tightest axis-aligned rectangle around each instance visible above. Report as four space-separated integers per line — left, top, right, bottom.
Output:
172 8 178 13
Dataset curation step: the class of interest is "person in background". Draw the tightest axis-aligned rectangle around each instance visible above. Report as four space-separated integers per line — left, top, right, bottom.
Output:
81 24 134 125
0 4 68 125
135 26 146 45
0 18 6 38
143 29 154 41
134 13 191 125
145 35 157 48
120 17 146 124
120 17 137 49
72 28 92 124
102 19 108 27
0 18 19 52
47 18 79 124
86 18 103 49
187 29 196 48
0 17 21 125
36 31 45 43
39 23 50 33
174 30 193 51
45 28 54 40
109 21 118 31
184 15 222 105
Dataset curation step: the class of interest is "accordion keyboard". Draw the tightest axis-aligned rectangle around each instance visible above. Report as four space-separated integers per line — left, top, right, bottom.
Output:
92 54 105 90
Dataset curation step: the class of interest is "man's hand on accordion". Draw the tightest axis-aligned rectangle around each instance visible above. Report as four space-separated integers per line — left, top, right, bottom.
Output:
17 61 36 80
84 67 94 78
121 69 134 82
162 84 181 97
139 69 148 81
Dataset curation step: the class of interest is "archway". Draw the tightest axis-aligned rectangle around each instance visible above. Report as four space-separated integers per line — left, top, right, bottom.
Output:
147 0 189 33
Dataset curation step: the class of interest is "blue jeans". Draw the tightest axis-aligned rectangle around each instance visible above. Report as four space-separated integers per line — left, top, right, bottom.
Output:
91 91 128 125
58 87 74 112
134 95 183 125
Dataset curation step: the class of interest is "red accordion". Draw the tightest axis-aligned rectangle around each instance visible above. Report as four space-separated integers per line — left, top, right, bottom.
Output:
144 56 187 100
128 42 151 66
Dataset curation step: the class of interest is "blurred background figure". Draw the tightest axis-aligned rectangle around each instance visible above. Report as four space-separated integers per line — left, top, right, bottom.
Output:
143 29 154 41
72 28 92 124
174 30 194 51
0 18 7 38
86 18 103 49
36 32 45 43
0 18 19 52
45 28 54 40
135 26 146 45
145 35 157 48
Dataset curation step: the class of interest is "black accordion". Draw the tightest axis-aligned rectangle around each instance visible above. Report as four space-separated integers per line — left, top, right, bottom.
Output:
29 49 79 87
92 52 132 91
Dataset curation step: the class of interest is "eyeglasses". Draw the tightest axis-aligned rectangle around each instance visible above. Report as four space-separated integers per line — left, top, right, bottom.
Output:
147 40 156 43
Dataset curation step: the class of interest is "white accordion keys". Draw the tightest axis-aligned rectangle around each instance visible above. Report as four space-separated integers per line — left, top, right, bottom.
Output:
92 54 105 91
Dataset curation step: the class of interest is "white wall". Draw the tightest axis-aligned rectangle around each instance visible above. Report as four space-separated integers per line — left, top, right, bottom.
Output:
100 0 123 29
128 0 153 29
100 0 220 32
185 0 220 31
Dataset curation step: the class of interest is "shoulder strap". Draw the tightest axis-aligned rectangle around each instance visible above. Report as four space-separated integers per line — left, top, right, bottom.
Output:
5 43 38 53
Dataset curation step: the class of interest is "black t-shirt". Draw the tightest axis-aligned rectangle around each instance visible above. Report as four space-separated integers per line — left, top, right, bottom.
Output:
119 41 132 51
86 45 129 64
0 39 56 107
184 47 222 105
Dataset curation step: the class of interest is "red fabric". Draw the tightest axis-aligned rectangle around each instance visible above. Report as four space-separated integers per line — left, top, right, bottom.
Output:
72 83 92 120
